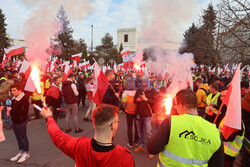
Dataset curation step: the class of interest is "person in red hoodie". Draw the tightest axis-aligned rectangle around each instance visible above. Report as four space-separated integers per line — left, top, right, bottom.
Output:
41 103 135 167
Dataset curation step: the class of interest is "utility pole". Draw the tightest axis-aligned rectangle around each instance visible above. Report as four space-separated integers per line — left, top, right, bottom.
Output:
91 25 93 55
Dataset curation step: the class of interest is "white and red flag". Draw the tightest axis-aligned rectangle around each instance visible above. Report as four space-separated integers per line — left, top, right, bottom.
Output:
62 61 68 68
19 60 30 73
78 61 89 70
59 59 63 66
84 61 90 69
50 57 58 72
113 63 117 73
62 61 72 82
16 59 22 71
1 53 7 69
2 45 24 68
79 62 85 69
70 53 82 62
221 64 242 140
19 60 36 93
80 60 90 70
121 48 130 56
5 44 24 58
71 60 77 69
92 62 110 105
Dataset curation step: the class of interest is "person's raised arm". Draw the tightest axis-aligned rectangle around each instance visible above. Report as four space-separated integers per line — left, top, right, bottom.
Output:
41 107 84 160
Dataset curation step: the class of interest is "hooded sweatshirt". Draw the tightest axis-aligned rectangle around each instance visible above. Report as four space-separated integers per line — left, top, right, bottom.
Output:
196 83 209 108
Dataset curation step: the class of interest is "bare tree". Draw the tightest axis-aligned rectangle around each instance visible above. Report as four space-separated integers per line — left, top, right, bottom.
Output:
216 0 250 66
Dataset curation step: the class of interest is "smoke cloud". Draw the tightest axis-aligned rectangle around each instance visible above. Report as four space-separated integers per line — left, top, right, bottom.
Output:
147 48 196 96
138 0 199 50
166 51 196 95
20 0 93 63
137 0 198 95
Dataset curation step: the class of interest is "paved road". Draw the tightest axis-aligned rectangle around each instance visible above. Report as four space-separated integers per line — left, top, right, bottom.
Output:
0 104 158 167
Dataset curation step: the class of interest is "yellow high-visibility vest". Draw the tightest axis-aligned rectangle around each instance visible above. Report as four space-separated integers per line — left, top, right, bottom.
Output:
158 114 221 167
218 118 245 157
205 92 221 115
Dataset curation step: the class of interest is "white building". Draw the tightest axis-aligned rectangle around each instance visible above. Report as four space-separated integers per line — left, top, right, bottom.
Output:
117 28 138 52
7 34 28 51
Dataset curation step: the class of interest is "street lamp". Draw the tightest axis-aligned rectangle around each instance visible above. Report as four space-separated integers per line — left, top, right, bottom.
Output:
91 25 93 55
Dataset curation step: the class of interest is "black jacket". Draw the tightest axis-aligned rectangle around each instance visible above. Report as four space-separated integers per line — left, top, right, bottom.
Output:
134 89 156 117
102 84 119 106
10 93 30 124
77 78 86 94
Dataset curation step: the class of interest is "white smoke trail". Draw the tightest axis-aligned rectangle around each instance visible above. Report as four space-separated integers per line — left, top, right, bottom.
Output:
20 0 93 63
138 0 198 95
166 51 196 95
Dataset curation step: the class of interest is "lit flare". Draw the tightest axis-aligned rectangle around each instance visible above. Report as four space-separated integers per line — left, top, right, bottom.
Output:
134 64 140 70
164 95 173 115
30 65 41 94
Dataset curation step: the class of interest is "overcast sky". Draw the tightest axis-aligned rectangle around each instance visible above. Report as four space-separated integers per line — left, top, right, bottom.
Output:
0 0 219 50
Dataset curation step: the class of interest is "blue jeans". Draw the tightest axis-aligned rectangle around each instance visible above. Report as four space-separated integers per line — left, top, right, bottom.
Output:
12 122 29 152
2 102 12 129
136 116 152 147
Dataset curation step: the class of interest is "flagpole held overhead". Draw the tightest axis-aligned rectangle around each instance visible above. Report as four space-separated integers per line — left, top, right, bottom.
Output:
220 63 242 140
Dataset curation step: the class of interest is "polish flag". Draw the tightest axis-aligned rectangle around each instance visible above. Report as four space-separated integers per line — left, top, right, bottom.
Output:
19 60 36 93
62 62 72 82
140 61 145 69
79 61 90 70
92 62 110 105
71 60 77 69
113 63 117 73
221 64 242 140
62 61 68 68
16 59 22 71
84 61 90 69
4 44 24 58
19 60 30 73
59 59 62 65
118 63 124 70
50 57 58 72
79 62 85 68
121 48 130 56
70 53 82 62
46 60 51 72
2 44 24 68
1 53 7 69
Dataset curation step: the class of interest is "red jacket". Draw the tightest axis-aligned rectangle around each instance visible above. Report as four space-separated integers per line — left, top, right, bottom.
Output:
47 117 135 167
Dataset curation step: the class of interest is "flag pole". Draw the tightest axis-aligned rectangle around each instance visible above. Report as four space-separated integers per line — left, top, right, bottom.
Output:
213 103 224 124
92 58 117 95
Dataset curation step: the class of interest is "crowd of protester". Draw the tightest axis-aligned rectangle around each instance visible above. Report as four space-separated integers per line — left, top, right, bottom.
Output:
0 66 249 166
